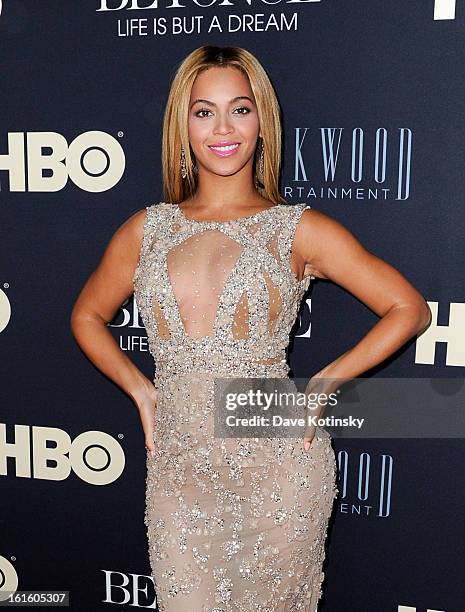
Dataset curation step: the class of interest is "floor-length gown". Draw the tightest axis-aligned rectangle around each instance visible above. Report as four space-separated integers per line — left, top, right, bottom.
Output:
132 201 339 611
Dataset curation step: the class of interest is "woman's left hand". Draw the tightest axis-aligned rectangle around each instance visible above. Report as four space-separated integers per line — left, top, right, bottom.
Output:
303 371 345 451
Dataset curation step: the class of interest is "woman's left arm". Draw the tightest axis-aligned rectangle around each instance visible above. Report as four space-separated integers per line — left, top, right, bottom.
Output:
295 208 432 450
294 207 432 385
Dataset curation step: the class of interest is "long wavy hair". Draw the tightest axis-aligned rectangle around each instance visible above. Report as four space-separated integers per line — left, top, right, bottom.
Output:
161 45 286 205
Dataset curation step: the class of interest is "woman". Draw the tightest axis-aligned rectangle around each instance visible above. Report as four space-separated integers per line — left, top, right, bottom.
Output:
71 46 431 611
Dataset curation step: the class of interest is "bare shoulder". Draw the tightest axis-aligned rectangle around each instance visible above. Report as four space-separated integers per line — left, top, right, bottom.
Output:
96 206 152 272
298 206 351 237
294 206 371 280
106 206 152 258
70 206 154 324
115 206 148 243
293 204 430 323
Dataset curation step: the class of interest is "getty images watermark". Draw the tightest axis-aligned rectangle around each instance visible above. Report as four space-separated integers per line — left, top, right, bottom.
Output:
212 377 465 439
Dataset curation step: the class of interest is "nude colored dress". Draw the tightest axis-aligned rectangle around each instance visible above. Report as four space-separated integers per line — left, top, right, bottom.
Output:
132 201 338 611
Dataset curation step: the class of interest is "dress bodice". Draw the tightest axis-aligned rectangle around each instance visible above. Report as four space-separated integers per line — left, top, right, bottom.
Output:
133 201 314 382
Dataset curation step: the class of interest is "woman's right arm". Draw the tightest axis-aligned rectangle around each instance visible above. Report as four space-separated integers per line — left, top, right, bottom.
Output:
70 207 157 455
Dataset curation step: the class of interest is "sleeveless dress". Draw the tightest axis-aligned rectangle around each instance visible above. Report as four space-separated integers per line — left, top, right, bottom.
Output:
132 201 338 612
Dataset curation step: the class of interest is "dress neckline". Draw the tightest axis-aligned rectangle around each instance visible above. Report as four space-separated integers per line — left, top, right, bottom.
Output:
171 201 280 225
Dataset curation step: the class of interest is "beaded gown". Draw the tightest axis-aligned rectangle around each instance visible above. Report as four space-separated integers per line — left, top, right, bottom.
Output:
132 201 338 612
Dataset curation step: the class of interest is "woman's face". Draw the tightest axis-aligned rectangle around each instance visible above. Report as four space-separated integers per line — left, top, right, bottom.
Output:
187 66 260 179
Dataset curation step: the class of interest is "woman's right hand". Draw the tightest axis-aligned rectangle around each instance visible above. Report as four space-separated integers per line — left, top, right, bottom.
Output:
133 382 158 458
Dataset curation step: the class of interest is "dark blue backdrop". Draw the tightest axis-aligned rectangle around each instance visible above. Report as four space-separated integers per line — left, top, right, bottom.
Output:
1 1 464 611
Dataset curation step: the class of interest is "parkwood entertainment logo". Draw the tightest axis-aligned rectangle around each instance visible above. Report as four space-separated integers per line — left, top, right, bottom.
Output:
285 127 413 201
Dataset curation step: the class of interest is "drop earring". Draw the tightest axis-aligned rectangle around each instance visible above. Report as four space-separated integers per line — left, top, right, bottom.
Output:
258 138 264 178
180 146 187 179
254 139 264 189
181 145 198 178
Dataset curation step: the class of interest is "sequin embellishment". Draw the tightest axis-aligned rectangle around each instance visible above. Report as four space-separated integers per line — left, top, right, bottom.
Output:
133 201 338 611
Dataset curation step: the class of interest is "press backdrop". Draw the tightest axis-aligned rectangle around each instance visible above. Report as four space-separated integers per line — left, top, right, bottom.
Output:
1 2 464 611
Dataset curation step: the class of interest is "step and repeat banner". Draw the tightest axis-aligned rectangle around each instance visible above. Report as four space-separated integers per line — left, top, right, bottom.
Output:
1 2 464 611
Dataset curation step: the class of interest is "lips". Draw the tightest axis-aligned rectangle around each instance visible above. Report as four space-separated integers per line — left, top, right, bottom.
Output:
208 142 240 157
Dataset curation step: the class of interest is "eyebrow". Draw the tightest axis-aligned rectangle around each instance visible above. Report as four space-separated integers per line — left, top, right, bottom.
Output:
189 96 254 109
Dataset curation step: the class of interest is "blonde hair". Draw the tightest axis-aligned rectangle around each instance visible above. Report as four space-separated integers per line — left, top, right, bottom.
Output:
161 45 286 205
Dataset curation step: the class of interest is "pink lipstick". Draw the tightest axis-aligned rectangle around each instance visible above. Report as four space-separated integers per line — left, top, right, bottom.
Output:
208 141 240 158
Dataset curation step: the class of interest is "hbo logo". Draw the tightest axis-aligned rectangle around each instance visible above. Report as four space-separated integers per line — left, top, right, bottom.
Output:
0 424 125 485
0 131 125 192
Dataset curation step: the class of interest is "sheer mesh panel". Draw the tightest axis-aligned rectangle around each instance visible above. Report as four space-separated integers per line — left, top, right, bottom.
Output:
165 229 243 339
263 268 282 334
232 290 250 340
266 229 282 264
152 217 290 356
151 295 171 340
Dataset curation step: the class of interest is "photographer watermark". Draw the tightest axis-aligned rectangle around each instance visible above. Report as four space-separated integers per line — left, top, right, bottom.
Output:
213 377 465 439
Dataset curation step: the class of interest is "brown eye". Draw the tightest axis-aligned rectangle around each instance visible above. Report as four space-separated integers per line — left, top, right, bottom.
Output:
195 109 212 118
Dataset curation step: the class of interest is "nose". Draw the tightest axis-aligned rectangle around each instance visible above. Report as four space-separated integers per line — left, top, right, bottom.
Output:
213 112 233 136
